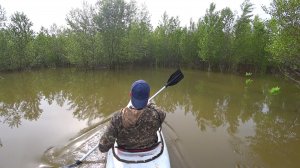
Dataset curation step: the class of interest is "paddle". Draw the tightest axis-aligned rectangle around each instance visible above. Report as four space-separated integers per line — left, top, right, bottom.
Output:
148 69 184 101
63 69 184 168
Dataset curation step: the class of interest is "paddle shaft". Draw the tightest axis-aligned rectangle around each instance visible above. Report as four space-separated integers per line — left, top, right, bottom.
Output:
80 145 98 161
149 86 166 102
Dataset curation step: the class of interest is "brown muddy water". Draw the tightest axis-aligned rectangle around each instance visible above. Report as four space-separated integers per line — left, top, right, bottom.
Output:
0 68 299 168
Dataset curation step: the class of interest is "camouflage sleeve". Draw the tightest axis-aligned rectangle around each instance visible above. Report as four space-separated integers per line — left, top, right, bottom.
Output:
148 103 166 124
98 112 120 152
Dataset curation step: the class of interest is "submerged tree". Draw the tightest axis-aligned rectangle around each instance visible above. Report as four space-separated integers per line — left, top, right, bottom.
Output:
0 5 8 70
93 0 137 67
180 19 199 65
232 0 254 69
219 7 235 70
251 16 269 72
8 12 34 70
121 4 152 64
263 0 300 82
66 2 99 67
197 3 232 71
151 12 182 67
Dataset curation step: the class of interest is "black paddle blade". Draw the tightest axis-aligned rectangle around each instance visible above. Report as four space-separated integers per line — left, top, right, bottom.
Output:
166 69 184 87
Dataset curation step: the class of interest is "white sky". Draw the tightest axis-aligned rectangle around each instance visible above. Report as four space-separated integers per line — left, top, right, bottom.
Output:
0 0 272 31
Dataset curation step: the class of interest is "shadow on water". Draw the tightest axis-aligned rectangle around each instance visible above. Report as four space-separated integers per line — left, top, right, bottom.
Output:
0 68 300 168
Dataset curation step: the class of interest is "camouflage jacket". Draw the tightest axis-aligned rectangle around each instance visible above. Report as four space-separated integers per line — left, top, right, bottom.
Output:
98 103 166 152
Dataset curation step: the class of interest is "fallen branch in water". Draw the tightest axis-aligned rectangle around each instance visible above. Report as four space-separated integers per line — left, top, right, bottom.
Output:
278 66 300 86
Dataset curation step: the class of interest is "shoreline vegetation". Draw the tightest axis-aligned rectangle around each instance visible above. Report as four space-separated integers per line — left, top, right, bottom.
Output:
0 0 299 83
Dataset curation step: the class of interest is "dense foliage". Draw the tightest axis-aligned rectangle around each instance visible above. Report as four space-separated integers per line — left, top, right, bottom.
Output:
0 0 299 76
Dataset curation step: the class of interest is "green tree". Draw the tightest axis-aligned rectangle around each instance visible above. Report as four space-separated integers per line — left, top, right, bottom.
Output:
180 20 199 66
264 0 300 80
8 12 34 70
33 27 68 68
167 16 182 66
251 16 269 72
66 2 96 34
66 2 99 67
232 0 254 70
197 3 224 71
32 27 50 67
0 5 9 70
123 22 151 63
48 26 68 67
152 12 182 67
0 30 10 71
219 7 234 71
93 0 137 67
151 24 166 67
121 5 152 64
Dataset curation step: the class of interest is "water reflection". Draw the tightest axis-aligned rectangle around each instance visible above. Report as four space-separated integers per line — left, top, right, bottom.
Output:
0 69 131 128
0 99 42 128
157 71 300 167
0 77 43 128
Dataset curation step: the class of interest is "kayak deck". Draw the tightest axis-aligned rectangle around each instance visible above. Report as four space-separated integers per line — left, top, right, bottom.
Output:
106 131 170 168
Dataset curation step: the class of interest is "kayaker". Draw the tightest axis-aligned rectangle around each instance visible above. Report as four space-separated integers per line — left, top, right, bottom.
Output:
98 80 166 152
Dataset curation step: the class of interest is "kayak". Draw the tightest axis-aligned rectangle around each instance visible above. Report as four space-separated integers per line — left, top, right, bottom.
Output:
106 130 171 168
39 122 171 168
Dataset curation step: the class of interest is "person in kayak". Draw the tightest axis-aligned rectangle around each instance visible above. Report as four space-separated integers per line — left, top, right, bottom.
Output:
98 80 166 152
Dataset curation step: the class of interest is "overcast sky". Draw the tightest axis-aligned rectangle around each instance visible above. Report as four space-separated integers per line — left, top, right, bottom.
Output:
0 0 272 31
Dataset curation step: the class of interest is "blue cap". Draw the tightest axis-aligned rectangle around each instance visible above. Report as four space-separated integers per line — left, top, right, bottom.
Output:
131 80 150 109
